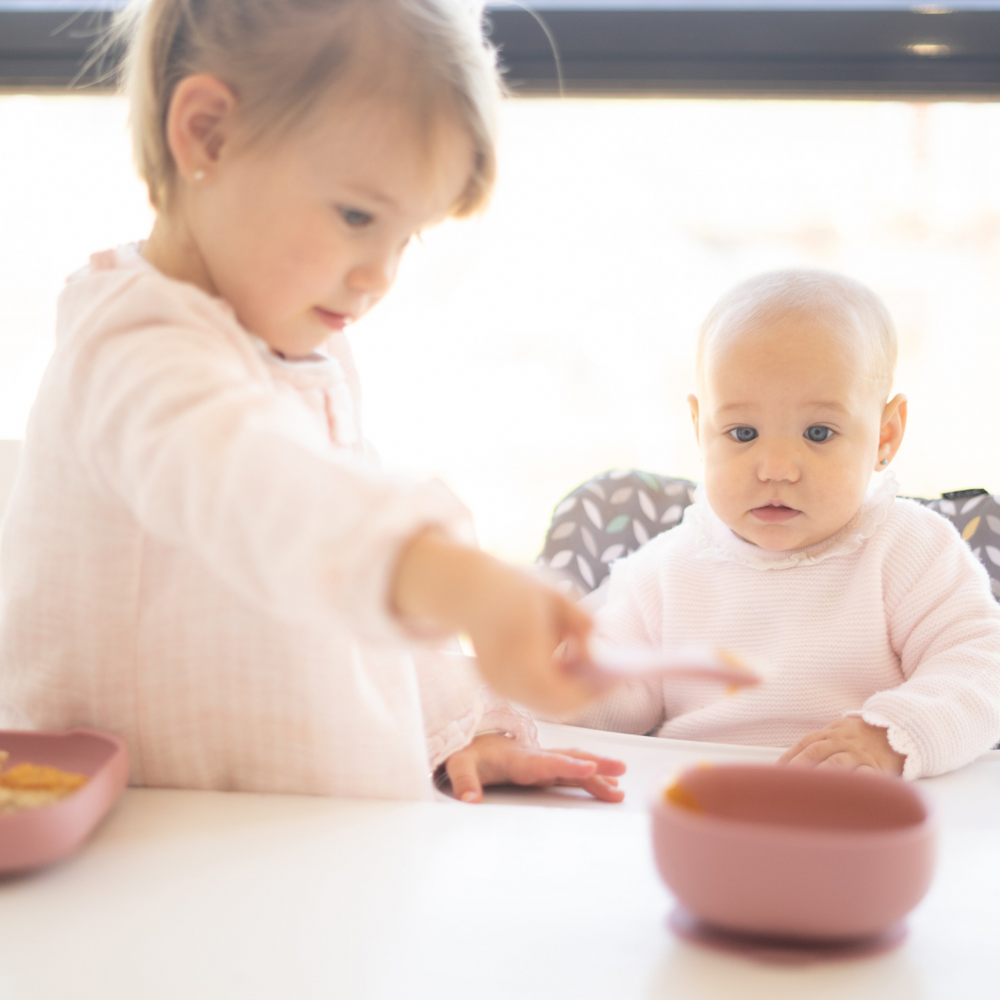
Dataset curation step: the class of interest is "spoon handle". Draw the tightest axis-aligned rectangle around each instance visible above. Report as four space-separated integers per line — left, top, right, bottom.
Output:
570 643 760 688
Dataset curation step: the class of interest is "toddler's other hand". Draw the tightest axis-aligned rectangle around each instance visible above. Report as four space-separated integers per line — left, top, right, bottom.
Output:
442 733 626 804
778 717 905 776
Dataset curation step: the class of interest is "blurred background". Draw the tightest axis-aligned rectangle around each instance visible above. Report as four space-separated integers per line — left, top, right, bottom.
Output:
3 92 1000 560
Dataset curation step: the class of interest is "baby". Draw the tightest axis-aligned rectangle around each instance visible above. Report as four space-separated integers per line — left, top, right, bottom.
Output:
571 269 1000 778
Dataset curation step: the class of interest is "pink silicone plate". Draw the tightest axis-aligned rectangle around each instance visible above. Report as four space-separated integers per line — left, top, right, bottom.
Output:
0 728 129 874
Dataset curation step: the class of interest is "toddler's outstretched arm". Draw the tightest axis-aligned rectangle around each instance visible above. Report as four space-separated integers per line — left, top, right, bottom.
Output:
392 530 597 715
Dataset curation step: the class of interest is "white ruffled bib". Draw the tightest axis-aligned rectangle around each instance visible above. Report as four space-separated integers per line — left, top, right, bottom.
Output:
686 472 899 570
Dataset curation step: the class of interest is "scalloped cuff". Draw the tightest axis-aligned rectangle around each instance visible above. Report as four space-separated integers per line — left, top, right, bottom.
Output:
426 688 538 771
851 709 922 780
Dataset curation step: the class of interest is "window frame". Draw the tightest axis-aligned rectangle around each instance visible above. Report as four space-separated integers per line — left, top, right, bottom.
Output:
1 1 999 96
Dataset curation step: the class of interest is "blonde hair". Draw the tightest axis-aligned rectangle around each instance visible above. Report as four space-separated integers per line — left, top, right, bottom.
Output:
112 0 501 213
696 269 898 402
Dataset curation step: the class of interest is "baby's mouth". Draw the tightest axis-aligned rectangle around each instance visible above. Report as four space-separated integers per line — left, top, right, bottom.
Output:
749 503 801 524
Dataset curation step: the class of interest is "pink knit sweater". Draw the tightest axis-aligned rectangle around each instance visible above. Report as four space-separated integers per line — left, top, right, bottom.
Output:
0 246 533 798
572 475 1000 778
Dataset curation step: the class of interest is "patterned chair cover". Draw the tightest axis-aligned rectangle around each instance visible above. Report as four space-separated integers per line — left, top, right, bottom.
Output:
538 470 1000 602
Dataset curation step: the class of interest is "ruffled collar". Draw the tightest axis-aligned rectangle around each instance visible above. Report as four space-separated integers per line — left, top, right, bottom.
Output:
686 472 898 570
81 245 361 449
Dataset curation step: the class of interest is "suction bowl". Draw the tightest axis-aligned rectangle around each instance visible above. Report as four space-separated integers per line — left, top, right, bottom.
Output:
651 763 936 943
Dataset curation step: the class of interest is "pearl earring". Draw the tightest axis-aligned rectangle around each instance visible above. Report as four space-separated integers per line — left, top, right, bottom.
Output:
881 459 889 466
193 170 206 181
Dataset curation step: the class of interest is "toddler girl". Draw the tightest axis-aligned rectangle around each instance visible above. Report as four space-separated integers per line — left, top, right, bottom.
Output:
571 269 1000 778
0 0 625 804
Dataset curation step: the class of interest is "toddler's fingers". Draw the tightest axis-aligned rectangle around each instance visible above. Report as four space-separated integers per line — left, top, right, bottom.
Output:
553 773 625 802
540 671 601 714
583 775 625 802
507 749 597 787
498 654 596 715
579 774 626 803
554 773 619 788
546 748 627 777
560 596 594 642
445 752 484 804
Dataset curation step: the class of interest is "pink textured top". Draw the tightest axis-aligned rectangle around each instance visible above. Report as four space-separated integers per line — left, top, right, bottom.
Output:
572 475 1000 778
0 246 533 799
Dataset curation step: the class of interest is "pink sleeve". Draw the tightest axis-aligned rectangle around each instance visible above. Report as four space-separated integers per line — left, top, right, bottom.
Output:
414 651 538 769
70 314 473 643
864 517 1000 778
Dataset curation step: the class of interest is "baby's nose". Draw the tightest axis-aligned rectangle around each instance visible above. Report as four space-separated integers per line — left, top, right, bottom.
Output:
756 442 800 483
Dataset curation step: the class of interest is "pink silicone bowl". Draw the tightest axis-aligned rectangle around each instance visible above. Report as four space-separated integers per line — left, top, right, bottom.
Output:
651 763 936 942
0 728 129 874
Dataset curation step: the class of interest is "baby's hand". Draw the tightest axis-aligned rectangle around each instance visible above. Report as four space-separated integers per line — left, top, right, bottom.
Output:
442 733 626 804
778 717 905 776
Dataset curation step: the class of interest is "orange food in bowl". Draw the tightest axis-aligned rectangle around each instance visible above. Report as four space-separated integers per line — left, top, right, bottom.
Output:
1 763 88 792
664 780 702 813
0 752 89 814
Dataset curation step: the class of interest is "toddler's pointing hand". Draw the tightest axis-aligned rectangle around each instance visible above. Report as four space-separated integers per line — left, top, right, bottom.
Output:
391 530 599 714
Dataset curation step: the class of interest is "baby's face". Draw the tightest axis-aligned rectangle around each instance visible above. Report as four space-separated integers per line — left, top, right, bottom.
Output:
691 315 888 551
186 96 473 358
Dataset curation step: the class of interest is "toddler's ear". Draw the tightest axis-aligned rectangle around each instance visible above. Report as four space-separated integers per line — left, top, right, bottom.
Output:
166 74 239 184
687 395 701 446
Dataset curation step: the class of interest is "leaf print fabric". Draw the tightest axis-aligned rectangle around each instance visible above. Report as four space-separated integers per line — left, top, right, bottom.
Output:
539 472 1000 602
921 490 1000 601
537 470 697 594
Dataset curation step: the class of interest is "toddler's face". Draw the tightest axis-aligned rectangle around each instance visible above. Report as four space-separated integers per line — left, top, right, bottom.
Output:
690 315 892 551
187 97 473 358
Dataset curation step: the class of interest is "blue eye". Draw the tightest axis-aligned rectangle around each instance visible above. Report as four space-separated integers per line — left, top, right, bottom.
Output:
729 427 757 443
339 206 373 228
805 425 834 443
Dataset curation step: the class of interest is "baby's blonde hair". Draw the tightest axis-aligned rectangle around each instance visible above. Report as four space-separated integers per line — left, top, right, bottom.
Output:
112 0 501 213
696 269 898 403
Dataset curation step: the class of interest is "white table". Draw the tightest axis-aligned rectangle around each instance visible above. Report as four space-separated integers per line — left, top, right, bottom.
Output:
1 722 999 1000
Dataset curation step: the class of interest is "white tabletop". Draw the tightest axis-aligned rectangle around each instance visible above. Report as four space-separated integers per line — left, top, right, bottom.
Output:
1 722 999 1000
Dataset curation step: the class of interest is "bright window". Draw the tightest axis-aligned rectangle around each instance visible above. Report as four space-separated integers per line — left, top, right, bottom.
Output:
3 94 1000 560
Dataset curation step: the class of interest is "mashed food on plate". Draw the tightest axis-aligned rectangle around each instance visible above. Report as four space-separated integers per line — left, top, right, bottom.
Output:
0 751 88 813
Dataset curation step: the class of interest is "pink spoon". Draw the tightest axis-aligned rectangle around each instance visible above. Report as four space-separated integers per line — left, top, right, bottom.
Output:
564 642 761 689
